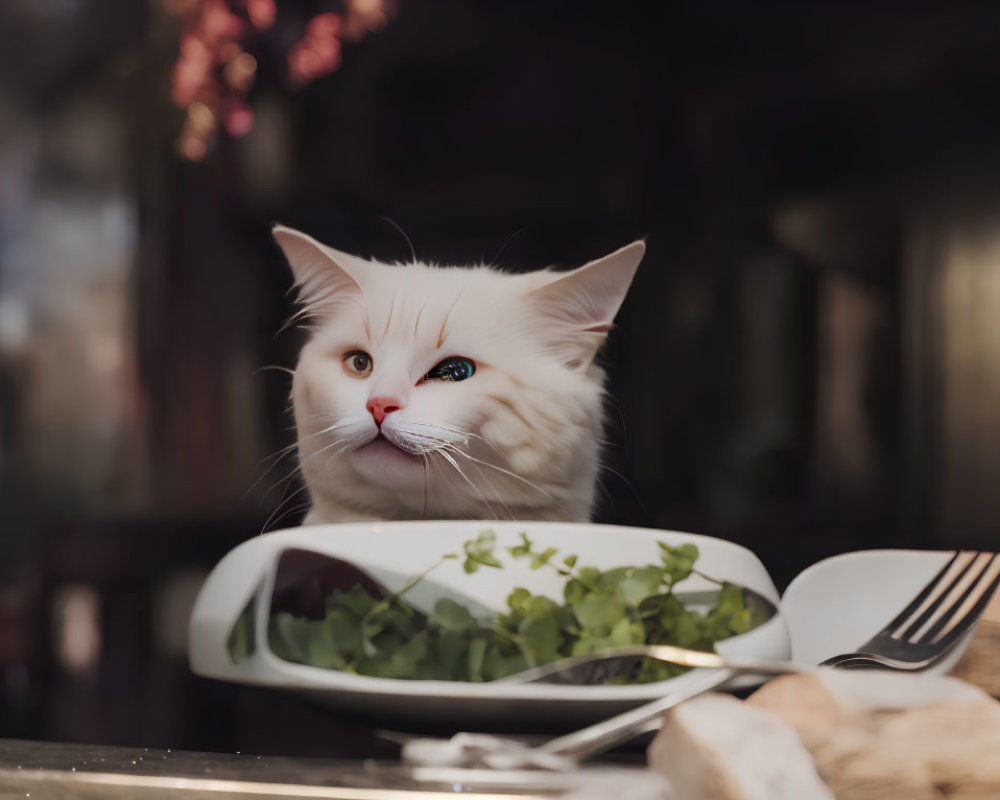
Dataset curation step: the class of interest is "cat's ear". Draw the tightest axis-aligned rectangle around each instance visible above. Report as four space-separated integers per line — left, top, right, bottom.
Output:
272 225 365 314
527 240 645 370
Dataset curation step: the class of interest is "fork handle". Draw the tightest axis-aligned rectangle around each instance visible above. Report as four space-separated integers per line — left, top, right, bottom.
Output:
537 669 738 760
538 656 815 761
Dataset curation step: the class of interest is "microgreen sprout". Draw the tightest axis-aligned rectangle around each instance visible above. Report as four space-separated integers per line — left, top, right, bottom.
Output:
258 530 768 683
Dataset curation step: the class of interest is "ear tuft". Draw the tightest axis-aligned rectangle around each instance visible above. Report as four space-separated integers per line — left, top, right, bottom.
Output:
273 224 364 315
528 240 645 369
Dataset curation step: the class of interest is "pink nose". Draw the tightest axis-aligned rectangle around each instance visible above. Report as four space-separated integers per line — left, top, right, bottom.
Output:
366 397 402 427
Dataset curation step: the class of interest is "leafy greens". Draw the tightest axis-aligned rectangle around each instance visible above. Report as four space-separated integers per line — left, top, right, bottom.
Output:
254 531 768 684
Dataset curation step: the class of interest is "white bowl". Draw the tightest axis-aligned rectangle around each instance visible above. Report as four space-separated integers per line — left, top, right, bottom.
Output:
781 549 974 672
189 521 789 728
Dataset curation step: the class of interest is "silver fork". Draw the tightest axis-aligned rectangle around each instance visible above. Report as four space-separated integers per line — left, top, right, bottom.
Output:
502 550 1000 686
526 549 1000 765
401 550 1000 768
513 551 1000 764
821 550 1000 669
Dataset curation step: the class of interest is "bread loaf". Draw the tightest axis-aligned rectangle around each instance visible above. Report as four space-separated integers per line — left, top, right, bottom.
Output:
648 692 834 800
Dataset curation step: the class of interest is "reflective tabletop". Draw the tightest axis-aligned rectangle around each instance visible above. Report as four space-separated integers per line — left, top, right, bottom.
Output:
0 738 653 799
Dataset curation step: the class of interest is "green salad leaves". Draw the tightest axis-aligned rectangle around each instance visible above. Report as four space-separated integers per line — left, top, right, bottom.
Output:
257 531 768 684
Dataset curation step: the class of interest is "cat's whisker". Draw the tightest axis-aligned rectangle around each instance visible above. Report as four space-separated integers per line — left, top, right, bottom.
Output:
597 463 643 509
252 459 299 502
592 475 615 515
409 422 478 449
299 419 371 464
263 440 302 462
397 429 545 515
391 424 470 455
263 498 314 533
254 364 295 378
322 442 358 466
446 446 556 502
378 215 418 264
412 423 506 461
257 426 342 500
453 451 514 521
274 308 309 339
410 422 471 435
434 449 503 521
489 226 529 267
288 418 355 453
472 435 507 461
260 462 306 503
243 430 320 503
245 444 299 496
261 482 312 534
421 454 430 520
308 439 354 467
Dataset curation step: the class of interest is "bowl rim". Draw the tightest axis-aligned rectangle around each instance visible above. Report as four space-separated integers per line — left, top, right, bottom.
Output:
190 520 788 702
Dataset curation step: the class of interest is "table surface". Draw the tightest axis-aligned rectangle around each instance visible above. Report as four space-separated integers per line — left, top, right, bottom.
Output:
0 738 650 799
5 598 998 799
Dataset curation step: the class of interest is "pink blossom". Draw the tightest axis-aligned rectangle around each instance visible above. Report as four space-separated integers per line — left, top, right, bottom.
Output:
307 12 342 39
165 0 394 159
246 0 275 30
198 0 244 43
224 99 255 138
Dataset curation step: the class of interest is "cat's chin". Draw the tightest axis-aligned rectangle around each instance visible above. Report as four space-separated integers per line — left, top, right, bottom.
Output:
351 433 424 470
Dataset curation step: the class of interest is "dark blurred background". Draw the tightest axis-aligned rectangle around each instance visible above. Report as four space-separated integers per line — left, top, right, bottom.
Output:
3 0 1000 755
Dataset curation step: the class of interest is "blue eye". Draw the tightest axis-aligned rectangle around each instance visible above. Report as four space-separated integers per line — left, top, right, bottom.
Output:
424 356 476 382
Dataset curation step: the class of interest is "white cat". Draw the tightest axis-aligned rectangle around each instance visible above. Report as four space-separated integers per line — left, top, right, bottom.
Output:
273 225 644 524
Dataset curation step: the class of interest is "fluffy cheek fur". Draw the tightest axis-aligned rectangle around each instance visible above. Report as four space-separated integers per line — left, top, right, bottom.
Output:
292 340 606 521
472 364 606 518
293 352 372 450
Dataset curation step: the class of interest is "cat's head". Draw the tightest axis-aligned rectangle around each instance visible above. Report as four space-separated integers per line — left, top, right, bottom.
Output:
274 225 644 522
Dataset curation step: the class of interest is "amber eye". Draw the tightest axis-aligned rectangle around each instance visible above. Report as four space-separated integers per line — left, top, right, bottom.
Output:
342 350 373 378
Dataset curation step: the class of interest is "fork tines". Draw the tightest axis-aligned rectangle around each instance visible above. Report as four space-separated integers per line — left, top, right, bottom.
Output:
883 551 1000 648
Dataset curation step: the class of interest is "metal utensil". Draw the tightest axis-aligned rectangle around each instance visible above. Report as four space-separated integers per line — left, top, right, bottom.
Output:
401 551 1000 769
821 550 1000 669
400 644 800 768
496 644 810 686
398 668 740 771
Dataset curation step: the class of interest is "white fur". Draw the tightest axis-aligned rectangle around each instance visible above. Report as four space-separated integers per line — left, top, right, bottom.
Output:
273 226 644 524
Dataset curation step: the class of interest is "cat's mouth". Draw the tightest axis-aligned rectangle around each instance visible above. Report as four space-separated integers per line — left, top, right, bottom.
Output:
355 432 423 465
